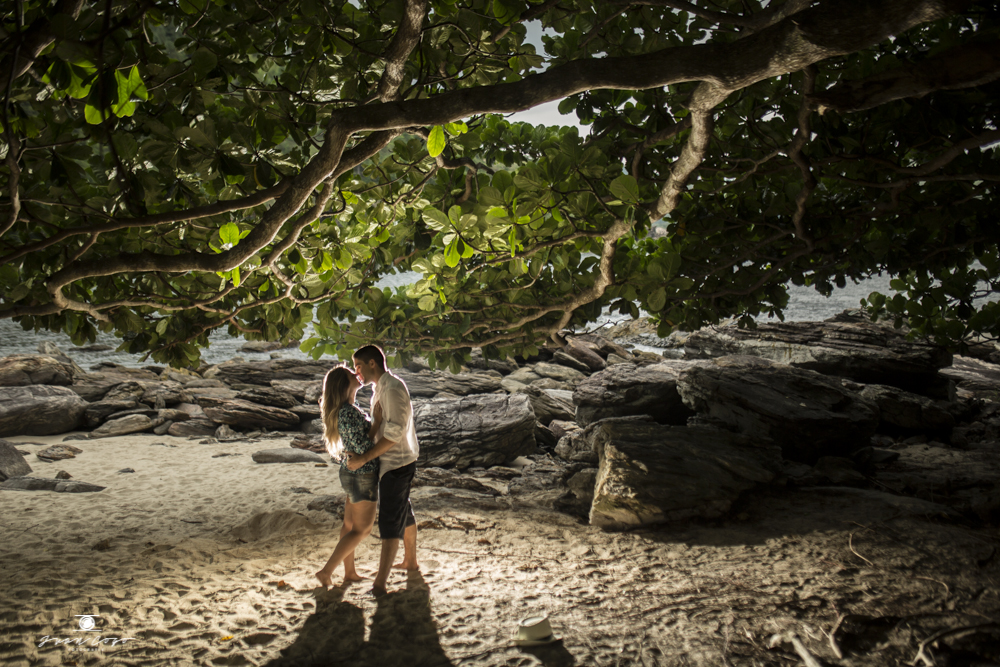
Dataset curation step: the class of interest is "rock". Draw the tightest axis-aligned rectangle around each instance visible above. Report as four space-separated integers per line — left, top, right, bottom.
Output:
588 419 781 530
269 380 320 402
573 361 701 427
939 356 1000 401
0 385 88 437
548 420 580 441
174 402 208 419
291 434 325 453
103 381 145 403
414 393 537 470
83 400 142 429
153 421 173 435
812 456 867 487
676 356 879 464
465 349 519 375
215 424 240 440
55 470 72 479
571 334 634 361
158 367 204 384
36 444 83 461
530 378 570 391
251 448 327 464
167 419 218 437
567 468 598 502
393 369 504 398
606 353 631 365
555 429 599 464
683 313 953 397
0 354 77 387
184 386 239 401
140 381 186 407
301 419 324 436
0 477 106 493
306 495 345 517
501 377 529 393
235 387 301 409
205 358 337 386
413 467 500 495
75 344 113 353
561 339 606 372
89 414 159 438
239 340 298 353
858 384 955 433
532 362 588 386
199 397 301 430
551 351 592 374
290 404 321 420
0 440 32 480
516 386 575 426
506 367 541 386
156 408 190 423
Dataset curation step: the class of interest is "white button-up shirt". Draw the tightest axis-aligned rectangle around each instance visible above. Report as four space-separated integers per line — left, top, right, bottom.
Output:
372 371 419 475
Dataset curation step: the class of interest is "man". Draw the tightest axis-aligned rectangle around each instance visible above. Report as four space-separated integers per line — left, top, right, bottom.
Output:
345 344 419 595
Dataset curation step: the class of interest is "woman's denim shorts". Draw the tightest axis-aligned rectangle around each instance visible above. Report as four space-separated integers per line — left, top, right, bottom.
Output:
339 466 379 503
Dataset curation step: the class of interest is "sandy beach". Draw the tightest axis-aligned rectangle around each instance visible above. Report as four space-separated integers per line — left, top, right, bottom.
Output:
1 431 998 667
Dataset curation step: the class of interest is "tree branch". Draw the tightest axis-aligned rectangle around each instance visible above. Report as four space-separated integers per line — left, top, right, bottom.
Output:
809 39 1000 114
374 0 429 103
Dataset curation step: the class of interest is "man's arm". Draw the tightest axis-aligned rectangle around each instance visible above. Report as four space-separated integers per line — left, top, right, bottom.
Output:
345 435 397 471
346 382 409 471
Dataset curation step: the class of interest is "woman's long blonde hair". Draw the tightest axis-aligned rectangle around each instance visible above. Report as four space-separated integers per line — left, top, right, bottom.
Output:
320 365 354 459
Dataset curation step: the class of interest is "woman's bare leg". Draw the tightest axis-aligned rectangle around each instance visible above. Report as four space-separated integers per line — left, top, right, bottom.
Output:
315 499 377 587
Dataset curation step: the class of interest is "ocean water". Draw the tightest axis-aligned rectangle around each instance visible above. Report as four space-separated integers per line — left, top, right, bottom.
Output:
0 272 939 369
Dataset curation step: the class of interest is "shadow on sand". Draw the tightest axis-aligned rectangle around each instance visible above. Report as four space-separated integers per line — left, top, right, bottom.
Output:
266 572 453 667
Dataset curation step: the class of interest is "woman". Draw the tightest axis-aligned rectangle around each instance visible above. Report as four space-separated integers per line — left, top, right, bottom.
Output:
315 365 382 587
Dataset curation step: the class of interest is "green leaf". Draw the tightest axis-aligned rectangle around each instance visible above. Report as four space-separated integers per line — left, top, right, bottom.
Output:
427 126 446 157
610 175 640 204
647 287 667 312
444 237 461 268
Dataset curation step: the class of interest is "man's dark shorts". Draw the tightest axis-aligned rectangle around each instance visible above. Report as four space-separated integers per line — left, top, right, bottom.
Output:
377 462 416 540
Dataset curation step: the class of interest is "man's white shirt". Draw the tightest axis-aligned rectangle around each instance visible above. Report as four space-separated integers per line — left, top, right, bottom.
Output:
372 371 419 476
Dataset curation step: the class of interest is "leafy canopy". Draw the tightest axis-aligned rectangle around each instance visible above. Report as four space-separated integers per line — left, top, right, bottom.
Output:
0 0 998 370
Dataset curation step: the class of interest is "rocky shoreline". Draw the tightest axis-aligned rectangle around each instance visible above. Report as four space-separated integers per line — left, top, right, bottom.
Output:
2 311 1000 533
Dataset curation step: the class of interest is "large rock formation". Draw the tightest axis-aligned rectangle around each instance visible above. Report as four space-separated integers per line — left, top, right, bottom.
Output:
683 313 952 396
858 384 955 434
0 440 32 481
394 369 503 398
415 393 536 469
0 386 88 437
0 355 77 387
573 361 701 427
199 397 301 430
676 356 879 463
587 418 781 530
204 358 336 386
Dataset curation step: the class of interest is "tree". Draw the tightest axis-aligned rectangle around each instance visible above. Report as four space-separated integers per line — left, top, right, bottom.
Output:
0 0 997 370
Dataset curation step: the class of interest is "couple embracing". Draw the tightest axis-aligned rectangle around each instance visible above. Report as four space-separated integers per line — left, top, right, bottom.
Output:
314 344 418 596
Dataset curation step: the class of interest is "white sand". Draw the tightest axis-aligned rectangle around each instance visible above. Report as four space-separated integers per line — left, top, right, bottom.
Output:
1 432 998 666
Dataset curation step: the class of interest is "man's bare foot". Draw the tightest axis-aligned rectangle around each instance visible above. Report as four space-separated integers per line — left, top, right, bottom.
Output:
315 570 334 588
369 584 388 598
392 560 419 571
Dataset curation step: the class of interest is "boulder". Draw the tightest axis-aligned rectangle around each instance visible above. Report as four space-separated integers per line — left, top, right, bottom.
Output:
588 419 781 530
199 397 301 430
414 393 537 470
291 433 325 453
532 362 588 386
251 448 327 464
561 339 606 372
290 403 321 420
573 360 701 427
236 387 301 409
393 369 503 398
551 351 592 374
570 334 634 361
567 468 598 502
413 467 500 495
466 349 519 375
939 356 1000 401
0 354 77 387
683 313 953 397
0 477 106 493
506 367 541 386
167 419 218 437
676 356 879 463
83 400 142 429
0 440 32 480
271 380 323 403
184 386 239 401
301 419 324 435
139 381 186 407
515 386 575 426
239 340 296 353
89 414 159 438
204 358 336 386
0 385 87 437
103 381 146 403
858 384 955 433
36 444 83 461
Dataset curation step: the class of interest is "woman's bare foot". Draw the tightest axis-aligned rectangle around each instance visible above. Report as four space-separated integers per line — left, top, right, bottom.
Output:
315 570 334 588
342 572 367 585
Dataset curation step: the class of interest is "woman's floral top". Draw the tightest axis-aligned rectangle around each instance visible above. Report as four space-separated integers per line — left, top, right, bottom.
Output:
338 403 379 475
